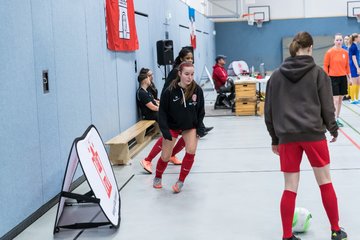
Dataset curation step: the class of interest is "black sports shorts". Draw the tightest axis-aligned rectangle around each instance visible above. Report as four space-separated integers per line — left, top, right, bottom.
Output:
330 75 348 96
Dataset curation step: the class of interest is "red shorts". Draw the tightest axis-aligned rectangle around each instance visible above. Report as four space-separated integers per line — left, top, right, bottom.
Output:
169 129 182 138
278 139 330 172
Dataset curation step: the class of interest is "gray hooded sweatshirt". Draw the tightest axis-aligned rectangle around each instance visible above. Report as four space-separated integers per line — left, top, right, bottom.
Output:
264 55 338 145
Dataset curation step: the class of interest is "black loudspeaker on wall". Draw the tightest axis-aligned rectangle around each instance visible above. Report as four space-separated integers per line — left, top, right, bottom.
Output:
156 40 174 66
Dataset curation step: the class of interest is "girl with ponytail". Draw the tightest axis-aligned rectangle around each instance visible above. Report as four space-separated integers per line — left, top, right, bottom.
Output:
265 32 347 240
139 48 195 174
154 62 205 193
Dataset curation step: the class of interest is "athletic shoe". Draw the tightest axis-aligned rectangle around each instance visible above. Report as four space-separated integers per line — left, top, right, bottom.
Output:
199 131 208 138
350 100 357 104
222 99 231 108
283 235 301 240
342 95 350 101
140 159 152 174
172 181 184 193
331 229 347 240
336 120 344 127
169 156 182 165
205 126 214 132
153 177 162 189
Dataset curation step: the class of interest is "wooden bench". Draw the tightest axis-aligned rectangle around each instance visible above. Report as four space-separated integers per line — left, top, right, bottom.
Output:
106 120 159 165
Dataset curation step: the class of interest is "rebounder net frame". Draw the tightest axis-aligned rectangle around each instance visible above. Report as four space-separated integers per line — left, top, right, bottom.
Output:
53 125 121 234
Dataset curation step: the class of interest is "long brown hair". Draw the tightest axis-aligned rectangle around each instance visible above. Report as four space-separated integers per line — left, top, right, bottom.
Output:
289 32 313 57
170 61 196 101
349 33 358 45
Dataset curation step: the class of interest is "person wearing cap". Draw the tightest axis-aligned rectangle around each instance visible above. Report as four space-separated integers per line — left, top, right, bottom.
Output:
212 55 234 108
212 55 228 90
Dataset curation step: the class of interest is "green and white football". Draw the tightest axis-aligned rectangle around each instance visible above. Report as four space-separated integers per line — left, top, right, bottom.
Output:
292 207 312 233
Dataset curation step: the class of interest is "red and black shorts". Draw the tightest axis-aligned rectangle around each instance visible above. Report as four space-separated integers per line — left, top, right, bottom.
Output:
169 129 182 138
278 139 330 172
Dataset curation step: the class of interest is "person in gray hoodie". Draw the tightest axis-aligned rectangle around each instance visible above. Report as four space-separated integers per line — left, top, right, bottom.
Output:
265 32 347 240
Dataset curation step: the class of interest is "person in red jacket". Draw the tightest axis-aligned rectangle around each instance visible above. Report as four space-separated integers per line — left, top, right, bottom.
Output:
212 55 234 108
212 55 228 90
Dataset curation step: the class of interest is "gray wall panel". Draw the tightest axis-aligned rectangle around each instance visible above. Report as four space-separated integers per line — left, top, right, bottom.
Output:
116 52 138 131
0 0 43 236
51 0 92 168
84 0 118 140
30 0 62 203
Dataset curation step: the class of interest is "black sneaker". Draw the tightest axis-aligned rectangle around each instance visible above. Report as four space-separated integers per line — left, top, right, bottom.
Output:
283 235 301 240
199 131 208 138
205 126 214 132
222 99 231 108
342 95 350 101
331 229 347 240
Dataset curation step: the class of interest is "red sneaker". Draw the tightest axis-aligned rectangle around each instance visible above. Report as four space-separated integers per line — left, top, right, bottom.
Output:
140 159 152 174
169 156 182 165
172 181 184 193
153 177 162 189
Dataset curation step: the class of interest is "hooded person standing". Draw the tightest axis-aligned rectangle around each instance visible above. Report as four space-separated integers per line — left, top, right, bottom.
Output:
265 32 347 240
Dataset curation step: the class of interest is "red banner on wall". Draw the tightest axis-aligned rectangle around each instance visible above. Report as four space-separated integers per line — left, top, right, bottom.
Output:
105 0 139 51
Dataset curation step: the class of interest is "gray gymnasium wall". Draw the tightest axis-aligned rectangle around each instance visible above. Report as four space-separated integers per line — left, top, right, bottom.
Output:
215 16 360 72
0 0 215 237
282 35 334 68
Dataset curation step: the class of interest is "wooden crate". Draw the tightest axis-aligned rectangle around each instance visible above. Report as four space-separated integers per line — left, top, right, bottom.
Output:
235 83 256 98
235 95 257 102
235 101 256 116
256 101 265 116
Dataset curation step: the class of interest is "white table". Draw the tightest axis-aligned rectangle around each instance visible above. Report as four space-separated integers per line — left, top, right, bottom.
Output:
231 75 270 97
231 75 270 84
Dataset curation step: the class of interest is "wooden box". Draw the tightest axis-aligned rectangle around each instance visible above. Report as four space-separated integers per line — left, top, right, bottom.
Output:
235 95 257 102
235 83 256 98
235 101 256 116
256 101 265 116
